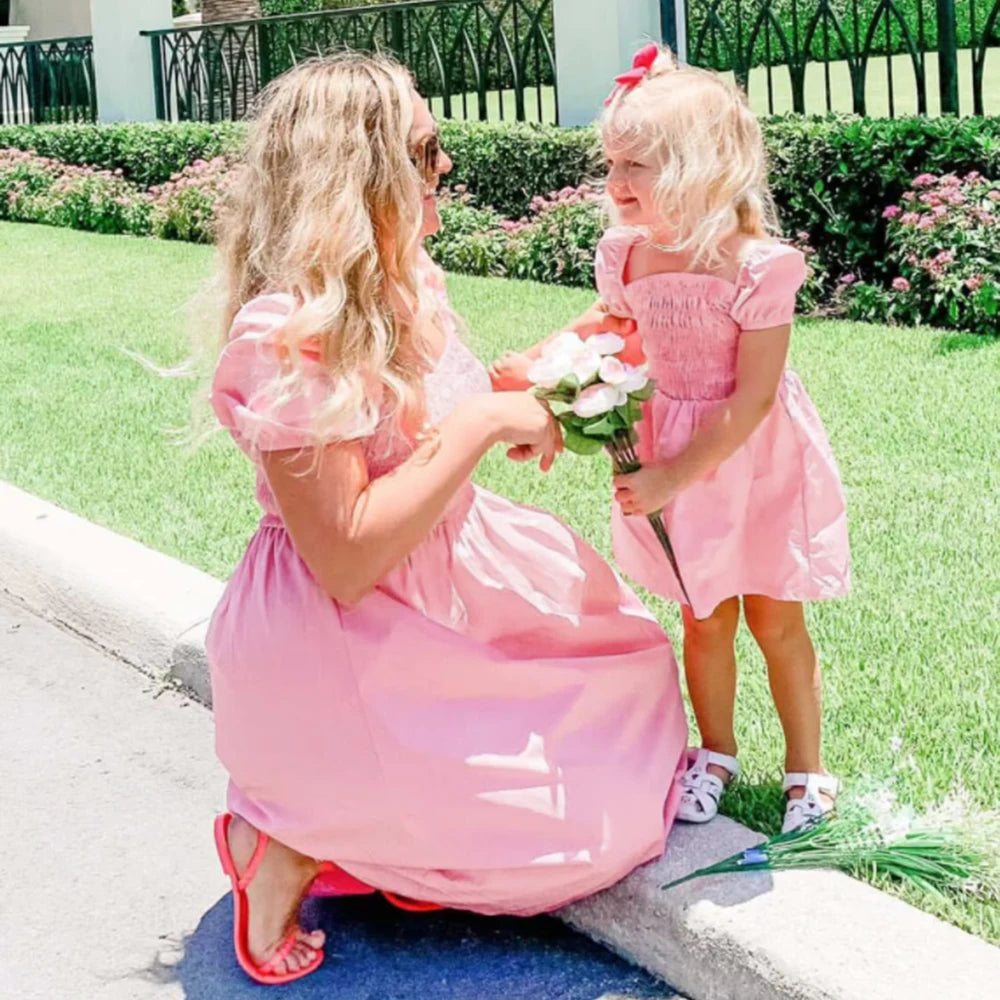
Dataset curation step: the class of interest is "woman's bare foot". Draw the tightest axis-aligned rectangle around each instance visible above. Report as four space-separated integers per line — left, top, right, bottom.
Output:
227 815 326 974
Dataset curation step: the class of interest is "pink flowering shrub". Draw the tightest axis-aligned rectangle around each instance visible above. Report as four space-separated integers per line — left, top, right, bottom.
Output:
848 172 1000 335
0 149 151 234
149 156 234 244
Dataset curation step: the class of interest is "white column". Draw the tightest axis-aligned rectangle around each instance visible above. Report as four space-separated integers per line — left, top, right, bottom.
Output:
90 0 173 122
553 0 661 127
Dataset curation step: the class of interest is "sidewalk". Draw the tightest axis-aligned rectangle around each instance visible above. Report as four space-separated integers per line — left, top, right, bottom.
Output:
0 594 678 1000
3 480 1000 1000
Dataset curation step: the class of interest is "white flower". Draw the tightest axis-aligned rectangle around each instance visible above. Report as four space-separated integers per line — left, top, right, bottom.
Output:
573 382 626 418
889 736 904 753
540 330 586 359
598 356 626 385
599 357 649 395
571 349 602 384
527 353 571 389
587 332 626 356
529 331 603 388
619 365 649 394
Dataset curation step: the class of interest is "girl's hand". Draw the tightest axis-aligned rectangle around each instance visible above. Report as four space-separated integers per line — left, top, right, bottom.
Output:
488 351 534 392
567 301 637 340
613 463 685 515
479 392 564 472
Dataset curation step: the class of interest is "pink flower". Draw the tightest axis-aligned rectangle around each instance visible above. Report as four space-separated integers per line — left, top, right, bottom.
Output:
917 217 936 230
988 190 1000 203
912 173 938 188
882 205 902 219
965 171 982 182
796 230 811 242
900 212 920 225
934 250 955 266
940 173 960 188
933 205 947 217
919 192 941 206
839 273 857 286
892 277 911 292
902 191 917 202
965 274 985 292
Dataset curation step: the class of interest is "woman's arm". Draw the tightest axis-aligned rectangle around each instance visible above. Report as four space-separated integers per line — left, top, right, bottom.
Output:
263 393 560 603
614 324 790 515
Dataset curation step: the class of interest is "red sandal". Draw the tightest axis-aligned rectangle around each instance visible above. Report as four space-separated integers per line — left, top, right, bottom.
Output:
214 813 326 985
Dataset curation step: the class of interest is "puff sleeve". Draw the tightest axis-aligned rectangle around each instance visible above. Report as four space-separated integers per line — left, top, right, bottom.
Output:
729 243 806 331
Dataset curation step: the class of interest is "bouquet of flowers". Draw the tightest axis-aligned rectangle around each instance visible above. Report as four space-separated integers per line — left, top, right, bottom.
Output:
528 331 691 605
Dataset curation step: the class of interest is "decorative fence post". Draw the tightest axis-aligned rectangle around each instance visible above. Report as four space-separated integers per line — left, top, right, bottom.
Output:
90 0 172 121
936 0 959 114
658 0 687 61
553 0 660 126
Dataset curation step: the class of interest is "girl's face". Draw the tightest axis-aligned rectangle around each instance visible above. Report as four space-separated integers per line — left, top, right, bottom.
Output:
409 92 453 238
604 144 660 229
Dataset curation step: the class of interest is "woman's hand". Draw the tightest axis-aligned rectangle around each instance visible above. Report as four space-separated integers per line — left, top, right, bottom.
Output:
478 392 563 472
566 300 637 340
488 351 534 392
613 462 685 516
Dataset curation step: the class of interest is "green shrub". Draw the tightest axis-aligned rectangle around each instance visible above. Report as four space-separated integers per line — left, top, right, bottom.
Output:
429 193 510 277
763 115 1000 282
438 120 599 218
0 122 246 188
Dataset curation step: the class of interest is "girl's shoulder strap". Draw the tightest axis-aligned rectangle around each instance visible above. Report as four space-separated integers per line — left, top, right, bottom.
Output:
594 226 643 316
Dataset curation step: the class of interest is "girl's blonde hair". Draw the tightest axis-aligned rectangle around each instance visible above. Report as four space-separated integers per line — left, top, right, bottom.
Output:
208 52 435 445
601 47 778 265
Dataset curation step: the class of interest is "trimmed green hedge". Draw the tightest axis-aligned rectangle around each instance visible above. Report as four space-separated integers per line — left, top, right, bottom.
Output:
3 115 1000 282
0 120 595 219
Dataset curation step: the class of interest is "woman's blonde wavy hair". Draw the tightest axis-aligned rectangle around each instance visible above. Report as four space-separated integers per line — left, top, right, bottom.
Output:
207 52 437 446
601 47 778 265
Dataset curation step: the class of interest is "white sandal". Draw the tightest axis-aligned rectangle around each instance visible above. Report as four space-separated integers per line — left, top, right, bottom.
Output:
677 747 740 824
782 772 839 833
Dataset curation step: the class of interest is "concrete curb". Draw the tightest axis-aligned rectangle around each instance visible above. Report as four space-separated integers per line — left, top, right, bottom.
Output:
2 479 998 999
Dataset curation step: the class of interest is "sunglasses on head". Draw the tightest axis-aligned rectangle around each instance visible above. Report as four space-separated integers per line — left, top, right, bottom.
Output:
410 131 441 185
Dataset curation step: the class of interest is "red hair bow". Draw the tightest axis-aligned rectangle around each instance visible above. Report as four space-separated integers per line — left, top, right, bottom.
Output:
604 43 659 106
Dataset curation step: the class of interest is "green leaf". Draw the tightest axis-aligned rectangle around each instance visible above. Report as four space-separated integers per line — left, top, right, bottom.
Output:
563 425 606 456
629 382 654 403
582 415 617 437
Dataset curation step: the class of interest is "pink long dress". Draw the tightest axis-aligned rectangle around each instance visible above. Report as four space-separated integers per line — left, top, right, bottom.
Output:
206 254 688 917
597 229 851 621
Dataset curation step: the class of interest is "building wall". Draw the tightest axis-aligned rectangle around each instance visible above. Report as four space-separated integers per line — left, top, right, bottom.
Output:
12 0 92 39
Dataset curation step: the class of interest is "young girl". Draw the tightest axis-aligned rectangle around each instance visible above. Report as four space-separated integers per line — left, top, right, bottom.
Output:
494 46 850 833
204 54 687 985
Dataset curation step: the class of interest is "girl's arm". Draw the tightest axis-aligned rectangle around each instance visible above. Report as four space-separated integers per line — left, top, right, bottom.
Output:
489 302 637 391
614 324 790 515
263 392 561 604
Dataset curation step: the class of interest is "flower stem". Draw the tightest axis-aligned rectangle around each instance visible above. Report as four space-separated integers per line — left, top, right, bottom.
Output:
607 431 694 609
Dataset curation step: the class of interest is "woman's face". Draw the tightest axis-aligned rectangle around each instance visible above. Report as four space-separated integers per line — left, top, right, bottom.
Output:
409 92 453 238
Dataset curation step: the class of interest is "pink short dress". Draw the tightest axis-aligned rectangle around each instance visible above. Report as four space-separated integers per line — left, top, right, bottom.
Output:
596 228 851 620
206 253 688 917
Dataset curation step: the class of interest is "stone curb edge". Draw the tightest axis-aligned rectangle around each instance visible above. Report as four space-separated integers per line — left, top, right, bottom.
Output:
2 479 997 1000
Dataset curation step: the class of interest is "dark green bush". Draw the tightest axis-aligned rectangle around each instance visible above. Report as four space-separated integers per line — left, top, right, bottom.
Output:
763 115 1000 281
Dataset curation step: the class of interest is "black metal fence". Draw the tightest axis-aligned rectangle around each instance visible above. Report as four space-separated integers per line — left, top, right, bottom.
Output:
0 36 97 124
668 0 999 116
142 0 556 125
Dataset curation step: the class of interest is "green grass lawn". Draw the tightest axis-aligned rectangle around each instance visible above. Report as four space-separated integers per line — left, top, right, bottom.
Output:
2 221 999 941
